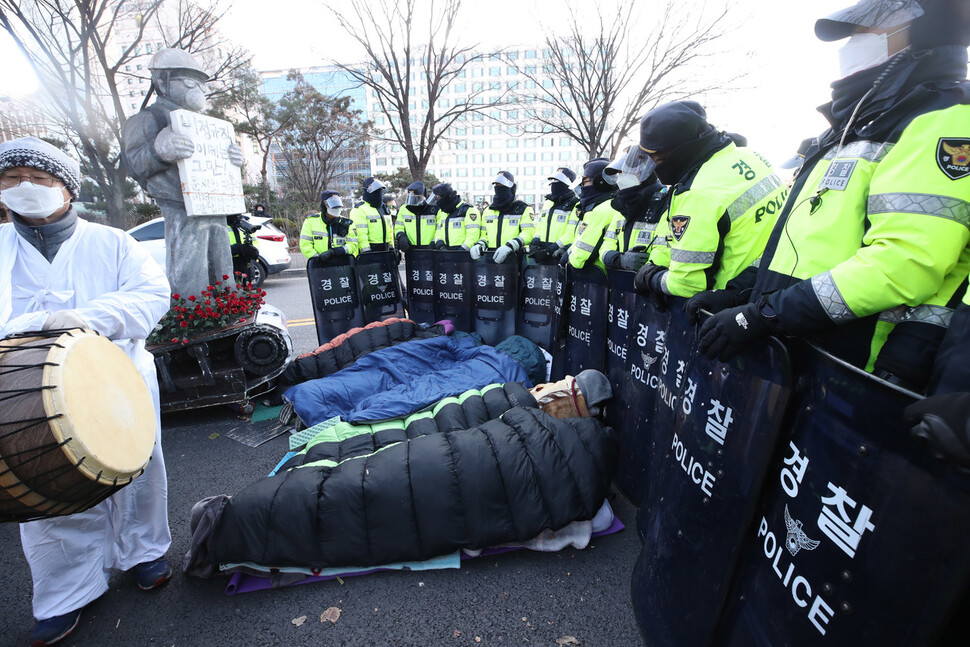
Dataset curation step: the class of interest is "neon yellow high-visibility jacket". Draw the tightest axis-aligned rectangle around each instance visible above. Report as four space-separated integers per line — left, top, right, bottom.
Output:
394 204 441 247
349 202 393 251
534 196 581 246
480 200 535 249
299 213 360 259
756 100 970 372
648 142 787 297
433 202 483 248
569 197 620 270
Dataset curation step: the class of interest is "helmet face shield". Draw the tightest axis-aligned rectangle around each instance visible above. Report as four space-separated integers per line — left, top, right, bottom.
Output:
618 146 658 181
365 178 386 193
406 193 426 206
816 0 924 41
547 170 575 187
492 173 515 188
323 194 345 217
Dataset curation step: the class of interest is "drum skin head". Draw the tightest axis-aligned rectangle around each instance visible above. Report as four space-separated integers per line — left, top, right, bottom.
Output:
43 331 155 484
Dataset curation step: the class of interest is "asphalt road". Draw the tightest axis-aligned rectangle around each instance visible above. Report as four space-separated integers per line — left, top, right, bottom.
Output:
0 265 647 647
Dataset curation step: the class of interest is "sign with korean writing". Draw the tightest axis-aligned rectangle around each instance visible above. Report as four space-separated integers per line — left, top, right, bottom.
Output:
305 254 363 346
171 109 245 216
474 257 518 346
433 250 474 333
550 264 608 379
516 260 559 350
404 248 436 325
356 250 404 324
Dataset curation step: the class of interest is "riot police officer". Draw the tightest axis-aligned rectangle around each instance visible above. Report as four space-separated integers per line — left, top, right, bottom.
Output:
600 150 666 272
299 191 359 262
631 101 787 309
470 171 536 263
530 168 580 262
394 181 439 250
567 158 619 270
431 183 482 253
227 214 260 284
696 0 970 383
349 177 393 252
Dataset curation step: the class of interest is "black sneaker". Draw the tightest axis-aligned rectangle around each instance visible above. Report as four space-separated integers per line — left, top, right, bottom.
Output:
30 608 81 646
134 556 172 590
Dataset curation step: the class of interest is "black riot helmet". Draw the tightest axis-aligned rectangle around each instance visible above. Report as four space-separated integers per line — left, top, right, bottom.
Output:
429 183 460 213
581 158 613 193
405 181 427 207
816 0 970 48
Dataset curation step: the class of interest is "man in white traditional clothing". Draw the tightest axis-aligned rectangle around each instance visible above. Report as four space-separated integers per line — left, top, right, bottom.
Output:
0 137 172 646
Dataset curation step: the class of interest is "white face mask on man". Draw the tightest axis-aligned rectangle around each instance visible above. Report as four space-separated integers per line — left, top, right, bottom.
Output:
0 182 68 219
838 26 909 78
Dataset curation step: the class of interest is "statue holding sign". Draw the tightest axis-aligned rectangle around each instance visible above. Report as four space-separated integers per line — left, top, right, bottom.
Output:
123 48 244 298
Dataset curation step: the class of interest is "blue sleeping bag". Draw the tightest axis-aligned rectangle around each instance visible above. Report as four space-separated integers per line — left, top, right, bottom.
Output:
284 335 531 426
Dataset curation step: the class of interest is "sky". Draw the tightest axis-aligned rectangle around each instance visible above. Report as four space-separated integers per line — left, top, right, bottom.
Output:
2 0 857 164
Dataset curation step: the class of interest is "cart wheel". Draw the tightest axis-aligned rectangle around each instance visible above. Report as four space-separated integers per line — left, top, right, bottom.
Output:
240 401 255 415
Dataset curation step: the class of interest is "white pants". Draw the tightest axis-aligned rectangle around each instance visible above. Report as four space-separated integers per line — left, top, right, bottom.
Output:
20 394 171 620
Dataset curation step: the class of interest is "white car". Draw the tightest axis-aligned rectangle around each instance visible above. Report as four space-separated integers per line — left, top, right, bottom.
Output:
127 215 292 287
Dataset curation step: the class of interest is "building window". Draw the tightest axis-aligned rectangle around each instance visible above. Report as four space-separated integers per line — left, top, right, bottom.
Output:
473 154 484 163
457 168 468 177
454 83 466 93
490 153 501 162
472 126 484 135
525 50 537 59
489 66 501 76
541 152 553 161
473 168 485 176
524 152 536 162
506 139 519 148
456 154 468 163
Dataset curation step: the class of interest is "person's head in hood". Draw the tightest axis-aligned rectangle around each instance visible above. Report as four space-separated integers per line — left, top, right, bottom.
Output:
578 157 615 212
490 171 516 210
361 176 386 209
148 48 209 112
637 101 727 185
817 0 970 80
429 183 461 214
546 167 577 201
383 194 397 212
253 203 266 216
405 181 427 213
0 137 79 225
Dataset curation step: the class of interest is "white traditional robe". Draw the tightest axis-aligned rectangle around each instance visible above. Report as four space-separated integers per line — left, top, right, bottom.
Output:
0 218 172 620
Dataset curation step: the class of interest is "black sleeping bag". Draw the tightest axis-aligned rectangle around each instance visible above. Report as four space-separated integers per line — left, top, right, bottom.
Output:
210 407 617 568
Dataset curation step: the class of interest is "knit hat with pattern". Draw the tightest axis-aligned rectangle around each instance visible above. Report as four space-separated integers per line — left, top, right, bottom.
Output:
0 137 80 199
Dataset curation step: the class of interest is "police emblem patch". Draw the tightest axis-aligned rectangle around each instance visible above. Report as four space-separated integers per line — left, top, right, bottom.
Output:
670 216 690 241
469 213 478 221
937 138 970 180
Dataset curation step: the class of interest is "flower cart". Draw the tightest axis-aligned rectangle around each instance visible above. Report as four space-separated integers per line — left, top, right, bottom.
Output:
148 279 293 413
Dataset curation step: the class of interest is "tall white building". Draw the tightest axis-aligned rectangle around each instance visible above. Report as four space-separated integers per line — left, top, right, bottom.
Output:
263 47 593 210
369 47 591 209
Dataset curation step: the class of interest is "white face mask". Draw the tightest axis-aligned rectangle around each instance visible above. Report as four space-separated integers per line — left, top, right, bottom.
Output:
614 172 641 190
0 182 68 219
837 27 908 78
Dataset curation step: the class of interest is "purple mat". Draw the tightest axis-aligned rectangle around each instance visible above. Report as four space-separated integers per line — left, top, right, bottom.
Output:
224 515 625 595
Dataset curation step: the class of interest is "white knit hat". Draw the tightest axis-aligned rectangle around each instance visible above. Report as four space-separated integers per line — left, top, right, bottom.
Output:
0 137 81 199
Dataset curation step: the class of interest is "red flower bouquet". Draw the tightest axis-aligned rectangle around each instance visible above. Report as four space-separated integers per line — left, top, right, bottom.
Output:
148 273 267 345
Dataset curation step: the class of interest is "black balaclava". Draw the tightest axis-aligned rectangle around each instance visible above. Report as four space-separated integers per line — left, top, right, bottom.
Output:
433 184 461 214
613 173 664 222
548 181 574 201
489 171 517 210
653 130 731 185
578 158 614 212
362 177 386 210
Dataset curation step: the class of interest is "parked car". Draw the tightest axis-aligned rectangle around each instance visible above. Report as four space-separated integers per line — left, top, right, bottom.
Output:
127 215 291 287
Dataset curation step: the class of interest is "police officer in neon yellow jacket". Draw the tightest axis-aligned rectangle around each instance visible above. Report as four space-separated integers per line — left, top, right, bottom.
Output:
630 102 787 310
299 191 360 261
349 176 394 252
469 171 535 263
394 181 439 251
529 168 581 262
599 150 667 272
431 183 483 253
696 0 970 391
567 158 620 271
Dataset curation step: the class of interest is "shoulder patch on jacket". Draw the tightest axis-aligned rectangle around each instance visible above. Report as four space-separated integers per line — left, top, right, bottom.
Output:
469 212 477 221
670 215 690 241
938 138 970 180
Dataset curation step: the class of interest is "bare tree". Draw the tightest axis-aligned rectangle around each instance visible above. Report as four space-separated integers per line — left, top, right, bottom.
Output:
327 0 505 180
274 73 371 211
0 0 248 228
513 0 740 159
209 66 293 209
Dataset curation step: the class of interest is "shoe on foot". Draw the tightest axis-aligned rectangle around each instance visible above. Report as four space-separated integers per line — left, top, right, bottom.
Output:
30 608 81 646
134 556 172 590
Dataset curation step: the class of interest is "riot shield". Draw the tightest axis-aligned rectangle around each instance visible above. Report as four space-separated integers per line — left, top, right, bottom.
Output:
549 264 609 380
714 342 970 647
433 249 475 333
516 258 560 350
473 256 519 346
604 268 648 503
355 250 405 324
630 302 793 647
306 255 364 346
404 248 437 325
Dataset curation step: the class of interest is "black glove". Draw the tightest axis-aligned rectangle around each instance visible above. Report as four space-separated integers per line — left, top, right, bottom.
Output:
698 300 777 362
905 392 970 470
633 262 669 312
529 246 552 262
317 248 337 263
685 288 746 325
617 251 649 271
396 231 411 252
558 248 570 266
231 243 259 261
433 239 446 250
